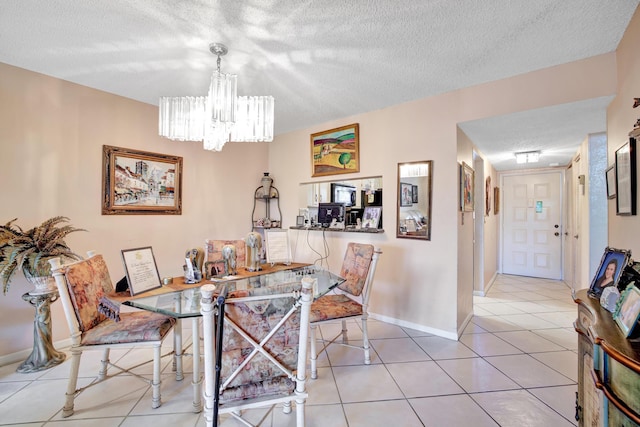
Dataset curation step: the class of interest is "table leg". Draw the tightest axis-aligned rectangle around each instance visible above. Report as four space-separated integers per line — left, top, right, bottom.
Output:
192 317 202 412
174 318 183 381
17 291 66 373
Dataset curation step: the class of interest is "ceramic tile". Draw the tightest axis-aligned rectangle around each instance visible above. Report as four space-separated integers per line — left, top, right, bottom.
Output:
370 338 430 363
470 315 522 332
471 389 575 426
493 330 565 353
410 394 500 427
499 313 560 330
485 354 574 388
343 400 424 427
306 367 341 405
324 338 381 367
530 350 578 382
437 357 519 393
532 328 578 350
528 385 578 426
386 361 465 397
413 335 477 359
460 332 522 356
299 403 347 427
332 364 404 402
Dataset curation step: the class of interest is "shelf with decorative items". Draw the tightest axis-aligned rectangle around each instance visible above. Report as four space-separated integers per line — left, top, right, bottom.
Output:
252 173 282 231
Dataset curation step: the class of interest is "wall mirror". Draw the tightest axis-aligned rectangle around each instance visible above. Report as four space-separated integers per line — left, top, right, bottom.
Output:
397 161 433 240
298 176 383 228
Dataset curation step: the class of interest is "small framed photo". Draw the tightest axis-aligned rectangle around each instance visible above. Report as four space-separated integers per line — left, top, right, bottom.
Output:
120 246 162 296
362 206 381 229
614 285 640 337
588 247 631 299
400 182 413 207
605 165 616 199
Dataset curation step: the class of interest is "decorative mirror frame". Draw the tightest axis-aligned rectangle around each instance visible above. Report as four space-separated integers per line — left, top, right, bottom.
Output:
397 161 433 240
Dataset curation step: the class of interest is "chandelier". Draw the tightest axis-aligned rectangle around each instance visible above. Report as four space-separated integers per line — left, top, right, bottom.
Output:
158 43 274 151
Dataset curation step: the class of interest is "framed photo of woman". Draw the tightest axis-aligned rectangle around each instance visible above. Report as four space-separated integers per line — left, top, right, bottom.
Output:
588 247 631 299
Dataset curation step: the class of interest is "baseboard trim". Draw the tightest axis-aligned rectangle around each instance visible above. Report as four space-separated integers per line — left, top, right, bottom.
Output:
369 313 458 341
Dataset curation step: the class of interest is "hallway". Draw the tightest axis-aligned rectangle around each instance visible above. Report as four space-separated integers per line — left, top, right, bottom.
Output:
0 274 577 426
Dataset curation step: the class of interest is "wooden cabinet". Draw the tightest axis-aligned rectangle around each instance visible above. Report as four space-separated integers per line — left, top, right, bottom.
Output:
574 290 640 426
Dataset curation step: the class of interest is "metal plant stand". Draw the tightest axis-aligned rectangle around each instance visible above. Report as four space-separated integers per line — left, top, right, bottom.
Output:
17 289 66 373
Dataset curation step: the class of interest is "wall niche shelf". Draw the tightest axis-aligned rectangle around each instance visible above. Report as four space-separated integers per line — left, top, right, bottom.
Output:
289 226 384 234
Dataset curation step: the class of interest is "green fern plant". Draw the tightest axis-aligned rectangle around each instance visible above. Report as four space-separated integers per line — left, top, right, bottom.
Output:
0 216 85 294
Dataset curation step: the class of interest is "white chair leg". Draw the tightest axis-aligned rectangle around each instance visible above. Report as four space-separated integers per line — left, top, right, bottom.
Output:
62 348 82 417
151 344 162 409
98 348 110 380
283 400 292 414
361 316 371 365
310 324 318 380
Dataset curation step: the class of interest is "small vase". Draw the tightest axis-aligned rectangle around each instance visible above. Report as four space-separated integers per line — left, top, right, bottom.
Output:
261 172 273 198
26 276 56 294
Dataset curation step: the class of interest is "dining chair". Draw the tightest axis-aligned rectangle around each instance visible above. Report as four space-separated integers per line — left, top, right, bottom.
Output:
309 243 382 379
49 251 176 417
200 277 314 427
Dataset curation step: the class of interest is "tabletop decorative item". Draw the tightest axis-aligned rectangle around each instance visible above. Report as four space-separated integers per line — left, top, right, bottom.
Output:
221 244 237 275
245 232 262 272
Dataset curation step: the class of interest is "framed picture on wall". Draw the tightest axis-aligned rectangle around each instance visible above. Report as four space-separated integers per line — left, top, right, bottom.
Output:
605 165 616 199
494 187 500 214
310 123 359 177
102 145 183 215
615 138 636 215
460 162 474 212
485 176 491 216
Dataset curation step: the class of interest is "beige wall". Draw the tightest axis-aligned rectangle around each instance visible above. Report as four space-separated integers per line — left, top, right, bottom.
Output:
270 53 617 339
608 7 640 255
0 63 269 358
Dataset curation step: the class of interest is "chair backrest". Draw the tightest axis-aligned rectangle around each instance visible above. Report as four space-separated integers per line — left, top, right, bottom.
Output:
337 243 377 297
52 253 114 332
219 283 303 401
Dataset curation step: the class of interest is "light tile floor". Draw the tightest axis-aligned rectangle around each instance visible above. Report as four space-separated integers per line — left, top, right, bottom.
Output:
0 274 578 426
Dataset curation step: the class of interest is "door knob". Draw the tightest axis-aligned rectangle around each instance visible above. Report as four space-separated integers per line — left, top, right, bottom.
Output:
554 224 559 228
554 232 560 236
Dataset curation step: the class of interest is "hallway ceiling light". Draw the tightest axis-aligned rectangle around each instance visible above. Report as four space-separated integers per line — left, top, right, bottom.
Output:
158 43 274 151
515 150 540 164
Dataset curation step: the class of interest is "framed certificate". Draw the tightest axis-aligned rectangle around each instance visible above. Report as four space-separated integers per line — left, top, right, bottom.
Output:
120 246 162 295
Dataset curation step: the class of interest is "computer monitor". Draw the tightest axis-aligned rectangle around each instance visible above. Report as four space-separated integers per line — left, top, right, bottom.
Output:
318 203 345 227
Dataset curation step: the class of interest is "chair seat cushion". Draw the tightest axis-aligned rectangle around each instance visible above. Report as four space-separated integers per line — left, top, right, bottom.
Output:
80 311 176 346
221 376 294 402
310 294 363 323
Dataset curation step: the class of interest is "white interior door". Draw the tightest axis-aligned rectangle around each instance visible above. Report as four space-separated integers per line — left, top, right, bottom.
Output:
502 171 563 279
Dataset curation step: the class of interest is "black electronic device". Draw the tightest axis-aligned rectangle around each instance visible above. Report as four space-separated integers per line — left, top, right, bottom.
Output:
331 183 357 207
318 203 345 227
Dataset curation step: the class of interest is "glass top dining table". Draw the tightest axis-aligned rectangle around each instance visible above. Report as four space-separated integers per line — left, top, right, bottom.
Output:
122 265 345 317
119 264 344 413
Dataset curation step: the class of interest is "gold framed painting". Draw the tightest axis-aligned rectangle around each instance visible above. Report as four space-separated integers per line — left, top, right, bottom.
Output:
460 162 474 212
102 145 183 215
311 123 359 177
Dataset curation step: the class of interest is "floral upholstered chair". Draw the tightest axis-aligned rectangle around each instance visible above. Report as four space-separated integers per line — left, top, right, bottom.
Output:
49 251 176 417
309 243 382 379
200 278 314 427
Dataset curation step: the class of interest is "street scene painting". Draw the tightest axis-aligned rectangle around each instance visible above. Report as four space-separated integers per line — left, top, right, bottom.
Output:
311 123 359 177
102 145 182 215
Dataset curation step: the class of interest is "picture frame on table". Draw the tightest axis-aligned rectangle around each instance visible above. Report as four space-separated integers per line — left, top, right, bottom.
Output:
614 285 640 337
400 182 413 207
460 162 475 212
605 165 617 199
615 139 636 215
310 123 359 177
102 145 183 215
120 246 162 296
588 247 631 299
362 206 382 229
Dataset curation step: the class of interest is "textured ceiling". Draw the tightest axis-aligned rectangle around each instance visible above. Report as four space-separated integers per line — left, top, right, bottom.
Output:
0 0 637 170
